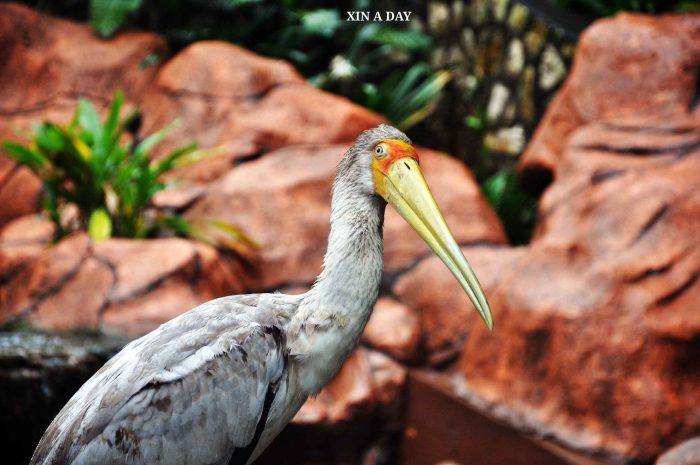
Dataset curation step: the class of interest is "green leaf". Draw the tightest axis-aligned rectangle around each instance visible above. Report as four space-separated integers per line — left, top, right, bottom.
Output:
465 114 486 131
133 120 178 160
35 123 73 153
367 27 431 51
2 141 49 172
104 90 124 139
88 208 113 240
300 9 341 37
209 218 260 248
90 0 143 38
151 142 198 177
403 70 451 109
77 97 103 143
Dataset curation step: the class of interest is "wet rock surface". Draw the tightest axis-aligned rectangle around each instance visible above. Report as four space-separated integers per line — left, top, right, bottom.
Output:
414 12 700 464
0 331 126 465
519 12 700 191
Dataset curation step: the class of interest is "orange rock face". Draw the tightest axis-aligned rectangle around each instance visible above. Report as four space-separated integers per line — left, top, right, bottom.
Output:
414 13 700 464
0 228 244 336
361 297 421 363
519 13 700 191
140 41 384 181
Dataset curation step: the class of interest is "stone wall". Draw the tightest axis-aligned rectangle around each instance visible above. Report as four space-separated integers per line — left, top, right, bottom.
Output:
424 0 575 168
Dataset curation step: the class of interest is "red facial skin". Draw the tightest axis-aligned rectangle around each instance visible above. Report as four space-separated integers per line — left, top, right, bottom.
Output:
373 139 419 174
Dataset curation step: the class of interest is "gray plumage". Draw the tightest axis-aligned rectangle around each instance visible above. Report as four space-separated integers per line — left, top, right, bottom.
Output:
31 124 410 465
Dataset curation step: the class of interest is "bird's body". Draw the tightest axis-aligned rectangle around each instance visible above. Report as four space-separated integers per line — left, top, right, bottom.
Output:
31 125 492 465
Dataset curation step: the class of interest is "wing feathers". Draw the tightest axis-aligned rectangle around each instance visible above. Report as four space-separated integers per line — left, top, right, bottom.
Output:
30 294 298 465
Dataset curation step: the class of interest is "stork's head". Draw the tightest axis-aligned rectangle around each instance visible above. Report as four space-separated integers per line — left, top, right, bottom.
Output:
347 124 493 330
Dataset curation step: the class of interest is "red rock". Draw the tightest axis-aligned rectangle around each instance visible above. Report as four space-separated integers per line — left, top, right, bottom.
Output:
31 257 113 331
418 14 700 463
0 3 166 113
0 233 90 323
0 230 242 336
0 162 42 229
293 347 406 426
362 297 421 363
101 280 203 336
519 13 700 189
93 238 199 302
187 144 504 291
393 245 520 366
0 214 53 257
141 41 384 177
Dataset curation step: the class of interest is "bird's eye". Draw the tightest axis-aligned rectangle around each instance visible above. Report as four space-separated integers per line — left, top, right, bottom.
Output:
374 144 387 158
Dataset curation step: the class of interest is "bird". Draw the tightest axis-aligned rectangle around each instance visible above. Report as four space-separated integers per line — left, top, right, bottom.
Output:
30 124 492 465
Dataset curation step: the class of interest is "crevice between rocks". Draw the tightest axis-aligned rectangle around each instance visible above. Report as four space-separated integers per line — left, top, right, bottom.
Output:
380 239 501 296
577 138 700 158
688 65 700 113
0 90 114 116
0 164 20 192
590 168 626 185
656 272 699 307
17 245 91 317
632 203 669 244
158 80 296 105
91 253 119 326
599 121 700 135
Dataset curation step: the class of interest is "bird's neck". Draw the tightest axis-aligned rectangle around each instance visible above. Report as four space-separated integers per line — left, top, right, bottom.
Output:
313 188 386 313
289 178 386 395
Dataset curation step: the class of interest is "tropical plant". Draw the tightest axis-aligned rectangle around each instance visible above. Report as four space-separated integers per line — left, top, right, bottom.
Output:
87 0 445 130
17 1 447 131
481 167 538 245
2 91 255 251
359 64 450 130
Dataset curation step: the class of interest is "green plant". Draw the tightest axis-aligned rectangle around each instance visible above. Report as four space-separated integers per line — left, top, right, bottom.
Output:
481 168 538 245
2 91 255 250
19 1 448 131
462 112 538 245
359 64 451 131
85 0 445 130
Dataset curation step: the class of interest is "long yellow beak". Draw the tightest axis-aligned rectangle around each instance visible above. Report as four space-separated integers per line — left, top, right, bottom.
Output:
375 157 493 330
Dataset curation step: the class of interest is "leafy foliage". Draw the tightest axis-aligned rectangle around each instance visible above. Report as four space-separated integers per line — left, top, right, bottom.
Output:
84 0 444 131
462 111 538 245
2 92 255 250
482 168 538 245
359 63 450 130
90 0 142 37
